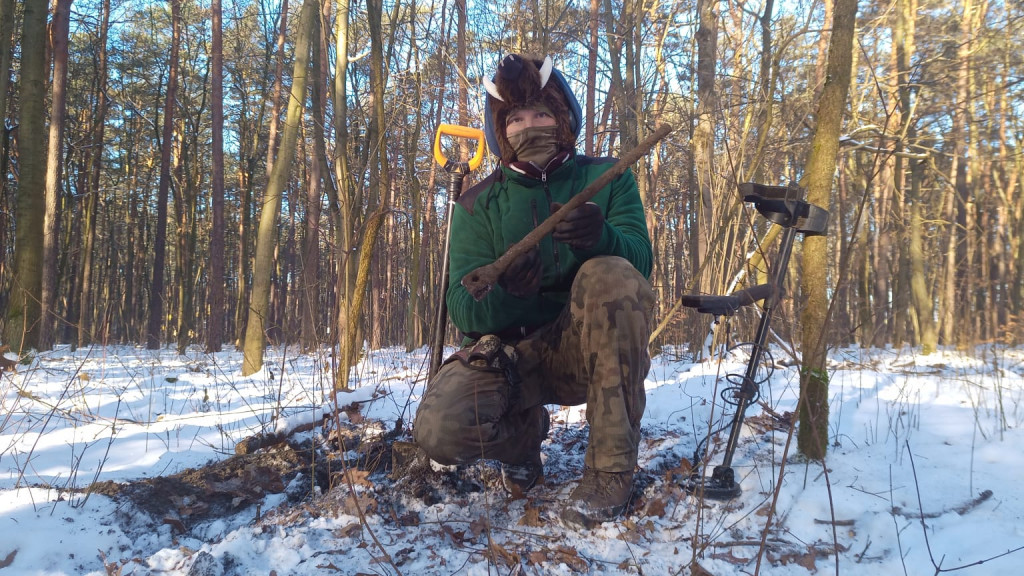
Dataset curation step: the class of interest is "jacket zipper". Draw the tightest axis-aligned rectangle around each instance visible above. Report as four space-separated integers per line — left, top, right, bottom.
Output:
540 172 562 279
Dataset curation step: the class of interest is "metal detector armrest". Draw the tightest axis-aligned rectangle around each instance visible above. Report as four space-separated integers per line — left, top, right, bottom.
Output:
743 193 828 236
679 283 775 316
739 182 802 201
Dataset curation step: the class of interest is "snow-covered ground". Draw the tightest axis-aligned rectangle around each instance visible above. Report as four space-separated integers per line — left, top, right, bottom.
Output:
1 343 1023 575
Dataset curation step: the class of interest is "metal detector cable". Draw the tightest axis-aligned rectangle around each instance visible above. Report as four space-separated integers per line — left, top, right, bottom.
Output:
691 340 776 470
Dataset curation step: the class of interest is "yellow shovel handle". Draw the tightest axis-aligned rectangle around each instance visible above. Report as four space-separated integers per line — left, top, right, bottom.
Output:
433 124 486 171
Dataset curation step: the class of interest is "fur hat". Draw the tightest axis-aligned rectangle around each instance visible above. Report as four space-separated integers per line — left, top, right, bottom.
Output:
483 54 582 161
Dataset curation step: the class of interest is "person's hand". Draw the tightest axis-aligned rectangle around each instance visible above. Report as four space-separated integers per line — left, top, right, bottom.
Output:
499 247 542 298
550 201 604 251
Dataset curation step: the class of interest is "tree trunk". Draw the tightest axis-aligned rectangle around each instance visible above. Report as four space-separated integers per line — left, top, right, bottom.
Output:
335 0 392 390
692 0 718 296
798 0 858 460
585 0 598 156
266 0 289 178
146 0 181 350
894 0 937 352
39 0 73 350
242 0 316 375
0 0 13 317
302 2 330 351
207 0 225 353
603 0 639 154
332 0 358 383
76 0 110 349
3 0 48 353
404 0 426 351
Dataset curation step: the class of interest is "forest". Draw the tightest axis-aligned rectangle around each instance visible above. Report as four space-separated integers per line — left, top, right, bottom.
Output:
0 0 1021 381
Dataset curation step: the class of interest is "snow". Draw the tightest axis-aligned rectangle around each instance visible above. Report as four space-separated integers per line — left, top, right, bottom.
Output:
1 344 1023 575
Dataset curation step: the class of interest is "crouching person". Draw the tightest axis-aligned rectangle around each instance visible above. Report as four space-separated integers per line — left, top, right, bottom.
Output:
414 54 655 528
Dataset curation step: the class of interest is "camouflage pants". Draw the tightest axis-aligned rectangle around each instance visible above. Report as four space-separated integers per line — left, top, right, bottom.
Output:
414 256 655 473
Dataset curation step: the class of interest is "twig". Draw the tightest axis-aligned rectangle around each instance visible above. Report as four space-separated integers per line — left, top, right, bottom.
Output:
753 394 800 576
337 442 403 576
820 458 841 576
813 518 855 526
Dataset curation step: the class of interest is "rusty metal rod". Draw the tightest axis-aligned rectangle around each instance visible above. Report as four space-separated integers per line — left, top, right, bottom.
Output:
461 123 674 301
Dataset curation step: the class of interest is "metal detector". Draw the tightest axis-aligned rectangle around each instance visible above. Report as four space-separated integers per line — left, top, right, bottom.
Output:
682 182 828 500
428 124 486 378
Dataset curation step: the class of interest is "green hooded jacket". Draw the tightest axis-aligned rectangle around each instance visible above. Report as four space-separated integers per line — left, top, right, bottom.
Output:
446 153 653 340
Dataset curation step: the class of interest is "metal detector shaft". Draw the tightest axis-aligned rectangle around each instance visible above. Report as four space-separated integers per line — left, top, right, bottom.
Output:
685 186 828 500
718 225 797 469
429 125 485 378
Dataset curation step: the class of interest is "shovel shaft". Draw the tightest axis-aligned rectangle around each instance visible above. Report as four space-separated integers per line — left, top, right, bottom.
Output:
460 123 673 301
429 125 486 378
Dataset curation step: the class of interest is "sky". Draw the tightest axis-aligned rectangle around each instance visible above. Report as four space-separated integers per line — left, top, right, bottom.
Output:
1 342 1023 575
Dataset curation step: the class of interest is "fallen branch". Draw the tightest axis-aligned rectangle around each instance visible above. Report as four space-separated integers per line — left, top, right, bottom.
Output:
461 123 674 300
891 488 993 519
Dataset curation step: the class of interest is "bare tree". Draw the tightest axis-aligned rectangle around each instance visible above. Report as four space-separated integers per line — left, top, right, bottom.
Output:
335 0 393 390
77 0 110 348
3 0 48 353
692 0 719 297
207 0 225 353
242 0 316 375
39 0 73 351
146 0 181 350
798 0 858 459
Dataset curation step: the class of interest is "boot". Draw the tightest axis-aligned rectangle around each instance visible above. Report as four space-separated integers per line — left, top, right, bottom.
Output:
500 406 550 497
560 467 634 528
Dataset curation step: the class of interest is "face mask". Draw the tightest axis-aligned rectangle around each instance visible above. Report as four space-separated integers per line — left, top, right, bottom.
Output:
507 125 560 166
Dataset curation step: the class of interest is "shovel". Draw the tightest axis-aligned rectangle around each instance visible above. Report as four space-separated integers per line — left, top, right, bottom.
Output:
428 124 486 378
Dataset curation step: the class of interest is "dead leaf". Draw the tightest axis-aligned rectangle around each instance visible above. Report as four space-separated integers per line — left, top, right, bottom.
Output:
468 516 488 539
644 496 668 517
340 492 378 516
396 511 419 527
338 468 373 488
526 550 547 565
768 549 816 570
334 522 362 538
552 546 588 573
690 562 716 576
664 458 693 482
441 525 466 546
518 503 544 527
486 542 518 567
341 403 364 424
162 516 186 534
